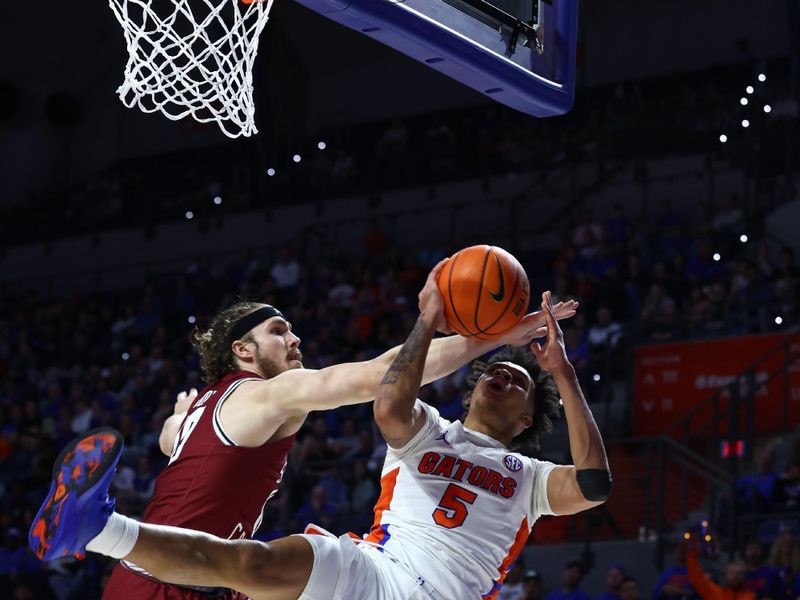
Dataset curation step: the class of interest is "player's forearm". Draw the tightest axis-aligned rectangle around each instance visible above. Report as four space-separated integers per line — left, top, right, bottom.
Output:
552 364 608 470
421 334 496 385
372 332 493 389
375 316 436 421
158 414 184 457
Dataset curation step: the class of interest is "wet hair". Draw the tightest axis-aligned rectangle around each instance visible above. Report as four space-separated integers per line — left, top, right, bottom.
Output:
461 345 561 455
192 301 265 384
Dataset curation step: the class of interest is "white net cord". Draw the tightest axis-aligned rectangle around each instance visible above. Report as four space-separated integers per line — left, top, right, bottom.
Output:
108 0 274 138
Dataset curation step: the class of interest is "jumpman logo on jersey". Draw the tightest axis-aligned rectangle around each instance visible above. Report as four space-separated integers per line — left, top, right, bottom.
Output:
435 432 450 445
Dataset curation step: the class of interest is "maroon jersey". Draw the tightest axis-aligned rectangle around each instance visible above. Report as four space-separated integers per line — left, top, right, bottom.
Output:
105 370 294 598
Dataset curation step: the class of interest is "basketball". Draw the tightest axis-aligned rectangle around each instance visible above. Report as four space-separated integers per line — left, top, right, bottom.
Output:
437 245 530 340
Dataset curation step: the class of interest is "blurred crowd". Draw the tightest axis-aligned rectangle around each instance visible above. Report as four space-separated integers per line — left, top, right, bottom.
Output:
0 193 798 596
1 59 799 598
1 64 796 247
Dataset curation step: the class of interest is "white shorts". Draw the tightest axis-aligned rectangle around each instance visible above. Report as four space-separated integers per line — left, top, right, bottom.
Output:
295 531 436 600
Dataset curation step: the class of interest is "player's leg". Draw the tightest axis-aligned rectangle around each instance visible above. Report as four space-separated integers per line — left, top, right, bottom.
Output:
29 428 314 600
123 525 313 599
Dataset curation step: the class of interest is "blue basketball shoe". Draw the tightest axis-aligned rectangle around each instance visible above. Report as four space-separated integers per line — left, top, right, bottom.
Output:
29 427 123 561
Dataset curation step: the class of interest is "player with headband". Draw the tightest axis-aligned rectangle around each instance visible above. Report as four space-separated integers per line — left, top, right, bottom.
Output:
29 264 607 599
34 272 577 599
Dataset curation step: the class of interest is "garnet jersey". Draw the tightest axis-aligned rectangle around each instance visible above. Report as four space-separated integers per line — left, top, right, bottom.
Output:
363 400 557 600
140 370 294 540
106 370 294 598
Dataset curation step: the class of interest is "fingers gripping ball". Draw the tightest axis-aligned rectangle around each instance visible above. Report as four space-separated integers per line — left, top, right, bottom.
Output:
437 245 530 340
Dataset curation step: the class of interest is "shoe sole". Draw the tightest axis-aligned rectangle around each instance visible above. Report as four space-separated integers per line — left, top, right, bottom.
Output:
29 427 124 561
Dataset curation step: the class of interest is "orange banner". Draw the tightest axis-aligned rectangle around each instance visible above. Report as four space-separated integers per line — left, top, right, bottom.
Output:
634 333 800 436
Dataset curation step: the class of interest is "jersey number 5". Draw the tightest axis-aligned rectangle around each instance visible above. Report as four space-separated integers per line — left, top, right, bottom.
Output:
433 483 477 529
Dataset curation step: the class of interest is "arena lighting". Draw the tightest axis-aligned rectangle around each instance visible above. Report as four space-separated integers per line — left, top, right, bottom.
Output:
293 154 302 163
592 374 601 382
267 168 276 176
684 532 691 540
122 352 130 360
758 73 766 82
741 119 750 128
775 316 784 325
213 196 222 205
740 234 748 243
188 315 197 324
317 141 327 150
764 104 772 113
713 253 721 261
704 534 712 542
185 211 194 220
702 520 709 528
719 134 728 143
740 97 748 106
746 85 754 94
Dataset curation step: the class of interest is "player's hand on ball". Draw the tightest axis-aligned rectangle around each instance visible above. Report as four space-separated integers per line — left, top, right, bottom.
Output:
419 259 453 334
530 291 571 375
502 298 579 347
175 388 198 415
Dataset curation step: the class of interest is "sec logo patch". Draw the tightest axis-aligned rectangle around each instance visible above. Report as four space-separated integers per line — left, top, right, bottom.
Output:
503 455 522 472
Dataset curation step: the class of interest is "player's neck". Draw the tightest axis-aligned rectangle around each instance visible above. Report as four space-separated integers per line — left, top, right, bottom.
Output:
462 417 512 447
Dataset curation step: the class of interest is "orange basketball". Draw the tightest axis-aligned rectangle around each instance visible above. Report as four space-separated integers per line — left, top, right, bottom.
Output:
437 245 530 340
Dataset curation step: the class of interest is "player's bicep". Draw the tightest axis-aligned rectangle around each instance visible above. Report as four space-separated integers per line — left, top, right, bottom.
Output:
267 362 380 414
546 465 605 516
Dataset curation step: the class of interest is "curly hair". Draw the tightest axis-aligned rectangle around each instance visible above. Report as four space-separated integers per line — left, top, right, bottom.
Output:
461 345 561 455
191 301 265 384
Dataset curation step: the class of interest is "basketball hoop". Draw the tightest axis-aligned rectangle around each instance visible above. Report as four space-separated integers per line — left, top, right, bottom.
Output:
108 0 274 138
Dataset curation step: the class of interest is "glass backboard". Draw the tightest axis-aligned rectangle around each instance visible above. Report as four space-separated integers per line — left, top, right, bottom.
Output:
294 0 579 117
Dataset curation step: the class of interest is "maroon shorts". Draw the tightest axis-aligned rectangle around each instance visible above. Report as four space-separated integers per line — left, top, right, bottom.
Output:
103 561 248 599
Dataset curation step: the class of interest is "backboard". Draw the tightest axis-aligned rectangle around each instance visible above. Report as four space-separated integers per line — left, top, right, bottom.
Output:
294 0 579 117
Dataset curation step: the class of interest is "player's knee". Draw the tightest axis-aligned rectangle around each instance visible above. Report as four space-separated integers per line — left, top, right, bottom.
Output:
230 540 283 588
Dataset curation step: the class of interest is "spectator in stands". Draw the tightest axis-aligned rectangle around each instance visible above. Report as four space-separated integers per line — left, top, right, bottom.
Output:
743 540 779 599
596 563 626 600
772 247 799 319
767 532 800 599
292 484 337 533
653 542 698 600
773 455 800 509
686 542 755 600
523 570 544 600
711 194 745 238
269 247 301 291
498 561 526 600
587 307 623 354
349 459 377 530
573 209 604 255
619 576 641 600
545 561 591 600
735 445 779 513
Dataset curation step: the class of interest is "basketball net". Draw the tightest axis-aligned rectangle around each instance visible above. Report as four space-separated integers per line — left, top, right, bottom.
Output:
108 0 274 138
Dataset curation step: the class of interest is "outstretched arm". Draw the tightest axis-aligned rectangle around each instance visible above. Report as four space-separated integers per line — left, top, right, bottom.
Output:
373 265 447 448
266 296 577 416
532 291 611 516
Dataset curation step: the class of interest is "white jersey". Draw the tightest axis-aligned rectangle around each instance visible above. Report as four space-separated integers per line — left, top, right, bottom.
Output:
363 401 557 599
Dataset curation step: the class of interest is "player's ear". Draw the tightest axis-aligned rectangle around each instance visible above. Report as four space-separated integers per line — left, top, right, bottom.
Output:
231 339 253 360
520 414 533 429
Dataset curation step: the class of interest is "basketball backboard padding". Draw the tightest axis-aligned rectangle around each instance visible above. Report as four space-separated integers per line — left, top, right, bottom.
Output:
293 0 578 117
